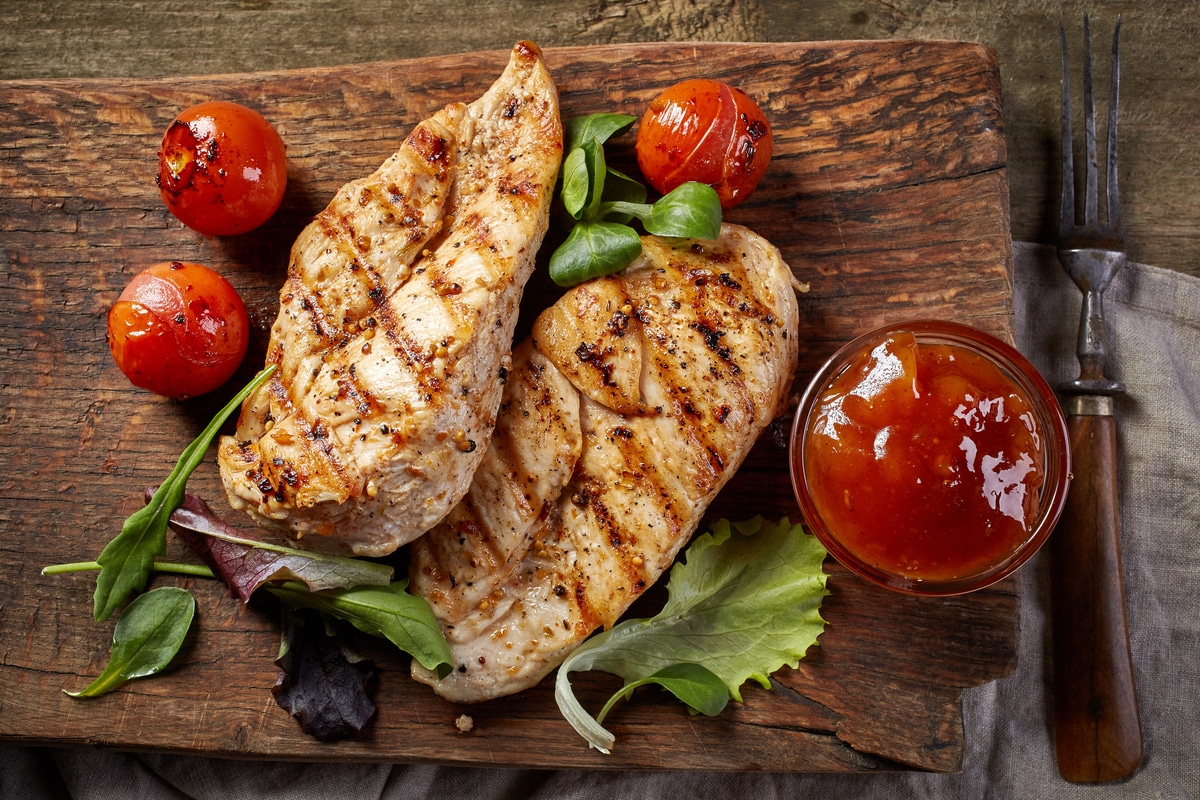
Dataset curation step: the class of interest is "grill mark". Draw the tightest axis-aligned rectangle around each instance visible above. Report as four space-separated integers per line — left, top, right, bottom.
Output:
574 341 617 388
572 581 600 636
286 272 338 344
640 260 760 499
303 124 459 355
337 362 384 422
253 376 357 505
307 215 391 324
290 409 355 497
689 319 736 367
327 199 402 289
657 323 757 497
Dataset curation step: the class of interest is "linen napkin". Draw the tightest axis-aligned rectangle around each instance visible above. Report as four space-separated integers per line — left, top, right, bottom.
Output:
3 243 1196 800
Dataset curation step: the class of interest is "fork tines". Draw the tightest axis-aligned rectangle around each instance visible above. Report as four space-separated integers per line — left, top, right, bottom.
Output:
1060 15 1123 240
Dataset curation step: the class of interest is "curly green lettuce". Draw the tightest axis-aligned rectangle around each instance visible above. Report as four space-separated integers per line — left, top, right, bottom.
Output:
554 516 829 752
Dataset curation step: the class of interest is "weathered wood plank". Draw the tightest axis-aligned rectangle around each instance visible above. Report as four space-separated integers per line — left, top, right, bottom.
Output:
3 1 1194 277
0 41 1014 771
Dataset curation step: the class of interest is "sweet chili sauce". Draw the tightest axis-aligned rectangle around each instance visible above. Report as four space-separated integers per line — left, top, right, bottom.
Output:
802 330 1047 584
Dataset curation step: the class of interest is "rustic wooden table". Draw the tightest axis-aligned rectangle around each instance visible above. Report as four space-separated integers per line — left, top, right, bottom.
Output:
2 0 1196 277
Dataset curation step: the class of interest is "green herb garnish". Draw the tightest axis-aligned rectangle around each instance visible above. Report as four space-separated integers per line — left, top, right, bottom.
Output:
549 113 723 287
92 365 275 621
268 579 453 678
67 586 196 698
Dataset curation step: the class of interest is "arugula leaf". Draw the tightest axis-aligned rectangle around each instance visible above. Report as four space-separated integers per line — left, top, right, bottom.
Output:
554 517 829 752
167 492 393 602
272 606 377 742
548 220 644 287
92 365 275 621
67 586 195 698
268 580 453 678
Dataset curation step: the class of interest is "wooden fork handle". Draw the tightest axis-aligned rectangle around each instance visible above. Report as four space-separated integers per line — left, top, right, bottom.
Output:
1050 410 1143 782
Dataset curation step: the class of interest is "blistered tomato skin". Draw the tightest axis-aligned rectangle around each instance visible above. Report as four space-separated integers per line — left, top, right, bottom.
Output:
156 101 287 236
106 262 250 399
635 79 773 209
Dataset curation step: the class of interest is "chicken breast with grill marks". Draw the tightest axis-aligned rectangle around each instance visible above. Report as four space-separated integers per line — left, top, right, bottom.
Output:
409 224 800 701
217 42 562 556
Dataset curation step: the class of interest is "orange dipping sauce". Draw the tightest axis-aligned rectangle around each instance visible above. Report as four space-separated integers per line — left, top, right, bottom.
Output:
791 321 1070 595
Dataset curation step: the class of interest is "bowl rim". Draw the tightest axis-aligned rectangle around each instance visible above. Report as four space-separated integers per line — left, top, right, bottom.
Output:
789 319 1072 596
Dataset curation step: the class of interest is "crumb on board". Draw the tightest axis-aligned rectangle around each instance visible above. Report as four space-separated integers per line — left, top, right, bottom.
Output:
455 714 474 734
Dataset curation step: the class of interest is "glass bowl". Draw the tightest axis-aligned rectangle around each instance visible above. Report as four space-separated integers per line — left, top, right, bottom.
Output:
790 320 1071 596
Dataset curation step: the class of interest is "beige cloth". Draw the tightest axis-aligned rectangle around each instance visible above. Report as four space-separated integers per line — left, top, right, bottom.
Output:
3 243 1197 799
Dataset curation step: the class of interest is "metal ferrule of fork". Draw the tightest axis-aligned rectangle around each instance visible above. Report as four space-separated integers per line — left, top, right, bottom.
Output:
1059 244 1127 415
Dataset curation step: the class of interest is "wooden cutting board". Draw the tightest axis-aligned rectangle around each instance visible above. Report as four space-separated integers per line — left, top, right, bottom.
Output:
0 41 1015 772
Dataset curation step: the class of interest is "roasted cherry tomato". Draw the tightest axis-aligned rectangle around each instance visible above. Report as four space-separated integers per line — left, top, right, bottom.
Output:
156 101 287 236
635 79 773 209
107 261 250 399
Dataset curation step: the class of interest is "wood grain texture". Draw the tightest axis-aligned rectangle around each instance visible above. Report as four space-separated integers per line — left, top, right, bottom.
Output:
1050 414 1143 782
0 41 1015 771
1 1 1194 278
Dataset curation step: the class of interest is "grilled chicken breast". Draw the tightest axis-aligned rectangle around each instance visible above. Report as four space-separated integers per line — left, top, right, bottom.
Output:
217 42 562 557
409 224 800 701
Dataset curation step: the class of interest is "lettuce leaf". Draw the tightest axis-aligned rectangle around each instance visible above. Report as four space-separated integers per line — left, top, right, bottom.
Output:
554 516 829 752
167 492 393 602
272 606 377 742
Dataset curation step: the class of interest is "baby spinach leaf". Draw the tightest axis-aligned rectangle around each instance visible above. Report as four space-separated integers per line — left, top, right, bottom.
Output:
272 606 377 742
548 220 644 287
554 517 829 752
600 182 722 240
167 492 393 602
643 182 723 239
268 580 452 678
67 586 195 698
92 365 276 622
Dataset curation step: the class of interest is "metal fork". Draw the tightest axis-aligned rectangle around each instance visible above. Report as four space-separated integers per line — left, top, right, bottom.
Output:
1049 15 1144 783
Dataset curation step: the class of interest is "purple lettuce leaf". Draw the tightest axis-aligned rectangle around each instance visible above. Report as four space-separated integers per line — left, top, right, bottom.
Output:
159 491 393 602
272 606 376 742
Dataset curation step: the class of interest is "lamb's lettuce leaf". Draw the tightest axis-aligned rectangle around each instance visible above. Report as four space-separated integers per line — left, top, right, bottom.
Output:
554 516 829 752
